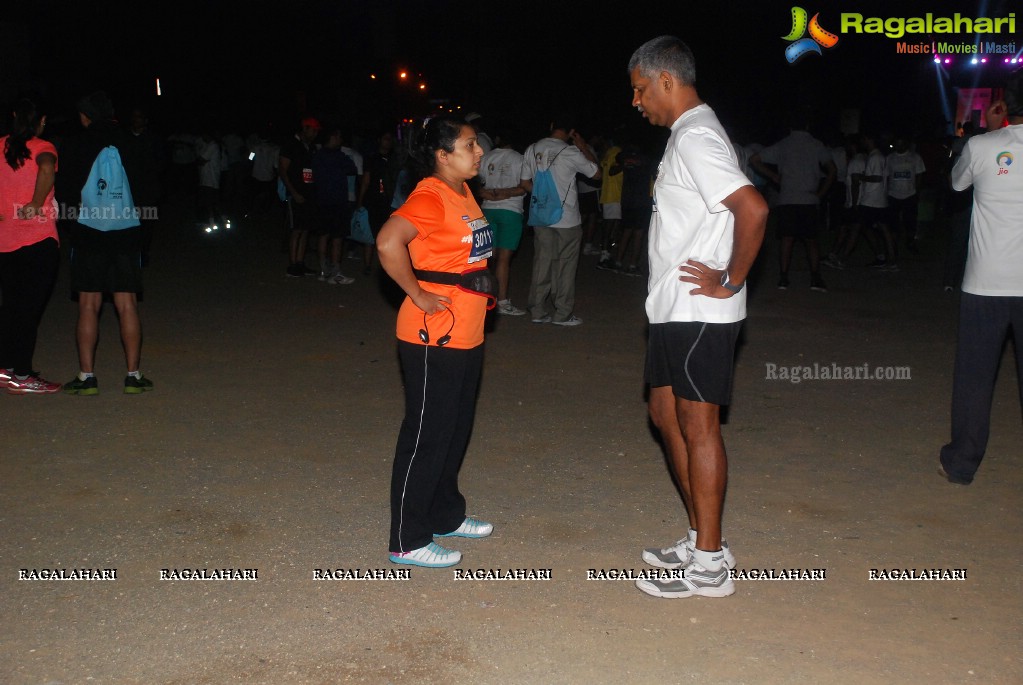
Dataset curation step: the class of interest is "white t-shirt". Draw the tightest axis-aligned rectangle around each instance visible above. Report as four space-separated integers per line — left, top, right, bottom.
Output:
647 104 752 325
757 130 832 205
196 139 222 189
845 154 865 208
520 137 598 228
886 151 926 199
858 149 888 208
250 140 279 182
341 146 364 202
480 147 525 214
952 124 1023 296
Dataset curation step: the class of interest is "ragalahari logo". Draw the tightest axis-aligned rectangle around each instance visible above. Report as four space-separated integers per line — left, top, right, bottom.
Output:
783 7 839 63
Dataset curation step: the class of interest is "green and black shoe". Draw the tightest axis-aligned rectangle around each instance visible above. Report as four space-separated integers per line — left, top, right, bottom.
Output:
123 374 154 394
63 376 99 396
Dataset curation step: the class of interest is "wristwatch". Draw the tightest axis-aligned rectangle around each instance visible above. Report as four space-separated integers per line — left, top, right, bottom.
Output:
721 273 744 294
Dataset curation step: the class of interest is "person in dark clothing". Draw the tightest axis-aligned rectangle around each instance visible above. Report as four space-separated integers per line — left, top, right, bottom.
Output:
310 127 358 284
57 91 153 396
124 107 163 266
279 117 321 277
358 131 400 275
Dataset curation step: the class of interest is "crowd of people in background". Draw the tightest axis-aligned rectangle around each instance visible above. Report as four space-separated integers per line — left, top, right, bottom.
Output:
0 84 1003 397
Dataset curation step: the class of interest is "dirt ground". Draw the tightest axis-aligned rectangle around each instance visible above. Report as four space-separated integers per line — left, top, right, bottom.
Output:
2 199 1021 685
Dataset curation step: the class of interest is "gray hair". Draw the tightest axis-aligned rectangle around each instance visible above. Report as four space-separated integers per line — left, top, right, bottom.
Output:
628 36 696 87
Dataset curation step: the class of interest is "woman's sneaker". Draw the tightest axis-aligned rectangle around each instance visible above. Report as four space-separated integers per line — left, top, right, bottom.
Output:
389 542 462 568
7 373 61 394
63 376 99 396
436 516 494 539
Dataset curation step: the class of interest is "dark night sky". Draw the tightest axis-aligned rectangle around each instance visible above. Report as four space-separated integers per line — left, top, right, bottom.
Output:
6 0 1021 145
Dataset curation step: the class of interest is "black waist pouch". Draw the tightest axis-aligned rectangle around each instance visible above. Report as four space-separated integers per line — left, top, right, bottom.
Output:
414 267 497 310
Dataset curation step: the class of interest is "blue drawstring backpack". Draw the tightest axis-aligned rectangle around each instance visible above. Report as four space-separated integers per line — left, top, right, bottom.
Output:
528 147 569 227
349 207 374 244
79 146 139 231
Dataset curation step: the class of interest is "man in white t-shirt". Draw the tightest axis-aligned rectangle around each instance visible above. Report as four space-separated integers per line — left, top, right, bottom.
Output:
885 136 926 253
627 36 768 599
520 119 600 326
859 133 898 270
939 80 1023 485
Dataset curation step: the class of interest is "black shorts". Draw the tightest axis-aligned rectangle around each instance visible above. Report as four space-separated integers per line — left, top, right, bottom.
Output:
289 199 317 232
579 190 598 216
775 204 820 239
318 204 352 240
860 206 888 228
366 202 392 237
70 237 143 294
645 321 742 406
621 204 652 230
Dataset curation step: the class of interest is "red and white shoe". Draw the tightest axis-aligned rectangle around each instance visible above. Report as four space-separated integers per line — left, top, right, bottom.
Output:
7 373 61 394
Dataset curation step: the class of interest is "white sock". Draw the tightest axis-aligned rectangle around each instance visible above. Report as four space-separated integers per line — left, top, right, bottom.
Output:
78 371 94 381
692 547 725 572
127 370 142 379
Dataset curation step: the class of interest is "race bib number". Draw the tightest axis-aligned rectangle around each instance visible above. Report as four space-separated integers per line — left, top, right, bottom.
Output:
302 168 314 184
467 216 493 264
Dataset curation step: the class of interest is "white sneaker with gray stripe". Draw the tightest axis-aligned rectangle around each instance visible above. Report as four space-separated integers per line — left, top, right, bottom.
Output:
635 558 736 598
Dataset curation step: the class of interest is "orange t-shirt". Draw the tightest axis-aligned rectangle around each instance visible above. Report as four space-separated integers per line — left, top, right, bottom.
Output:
0 136 59 252
392 177 493 349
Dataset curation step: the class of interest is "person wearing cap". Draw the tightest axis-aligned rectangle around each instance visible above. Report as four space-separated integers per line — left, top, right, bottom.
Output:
939 75 1023 486
280 116 322 277
56 90 153 395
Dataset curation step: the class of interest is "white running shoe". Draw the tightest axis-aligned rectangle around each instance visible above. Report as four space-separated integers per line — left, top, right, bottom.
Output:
389 542 462 568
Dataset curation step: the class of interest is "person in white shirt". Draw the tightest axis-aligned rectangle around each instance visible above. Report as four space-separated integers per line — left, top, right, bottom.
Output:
859 132 898 270
195 131 223 230
939 79 1023 485
627 35 767 599
520 118 600 326
885 136 926 254
750 116 835 291
479 133 527 315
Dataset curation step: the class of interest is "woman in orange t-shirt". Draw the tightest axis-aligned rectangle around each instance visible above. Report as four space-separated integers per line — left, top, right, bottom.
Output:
377 116 496 568
0 98 61 394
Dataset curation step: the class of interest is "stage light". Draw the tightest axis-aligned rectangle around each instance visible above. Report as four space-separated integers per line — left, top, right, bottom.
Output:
934 56 941 63
370 74 376 79
944 58 952 64
399 71 407 80
981 58 987 64
971 57 978 64
419 84 426 90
